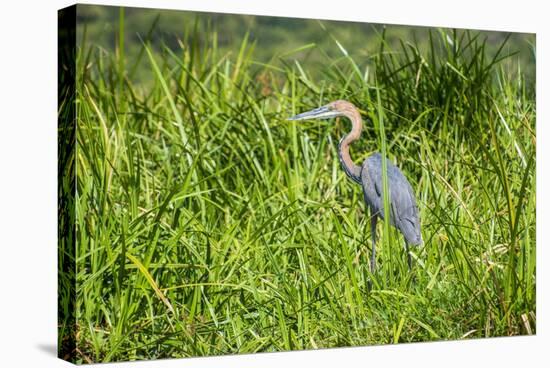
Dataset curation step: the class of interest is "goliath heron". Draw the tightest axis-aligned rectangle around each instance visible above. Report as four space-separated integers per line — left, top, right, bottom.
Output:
288 100 422 272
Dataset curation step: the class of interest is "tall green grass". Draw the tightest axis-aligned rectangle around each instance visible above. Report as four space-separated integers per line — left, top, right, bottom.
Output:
66 11 535 363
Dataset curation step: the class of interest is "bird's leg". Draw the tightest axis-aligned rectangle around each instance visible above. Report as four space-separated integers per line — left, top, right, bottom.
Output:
370 214 377 273
405 241 412 270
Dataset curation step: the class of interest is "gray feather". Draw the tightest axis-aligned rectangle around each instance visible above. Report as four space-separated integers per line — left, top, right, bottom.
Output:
360 153 422 245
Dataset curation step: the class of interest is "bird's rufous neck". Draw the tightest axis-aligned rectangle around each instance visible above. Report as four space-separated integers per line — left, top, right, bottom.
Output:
338 109 363 183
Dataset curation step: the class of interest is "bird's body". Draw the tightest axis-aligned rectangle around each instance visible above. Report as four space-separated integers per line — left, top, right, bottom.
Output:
289 100 422 272
348 152 422 245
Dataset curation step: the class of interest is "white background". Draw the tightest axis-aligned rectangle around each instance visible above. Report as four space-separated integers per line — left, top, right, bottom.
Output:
0 0 547 366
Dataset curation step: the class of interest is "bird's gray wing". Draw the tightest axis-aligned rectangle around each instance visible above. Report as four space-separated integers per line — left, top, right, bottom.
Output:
362 153 422 245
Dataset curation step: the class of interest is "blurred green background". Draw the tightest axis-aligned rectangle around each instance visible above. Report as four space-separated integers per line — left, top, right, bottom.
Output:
76 4 535 86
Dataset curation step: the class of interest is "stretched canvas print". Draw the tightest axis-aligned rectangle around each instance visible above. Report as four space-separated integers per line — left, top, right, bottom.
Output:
58 4 536 364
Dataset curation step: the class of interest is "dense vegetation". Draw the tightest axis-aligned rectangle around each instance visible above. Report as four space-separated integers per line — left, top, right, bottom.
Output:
64 5 535 363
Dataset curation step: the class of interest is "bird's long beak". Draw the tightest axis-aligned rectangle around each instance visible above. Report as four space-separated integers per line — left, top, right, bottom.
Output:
287 106 340 121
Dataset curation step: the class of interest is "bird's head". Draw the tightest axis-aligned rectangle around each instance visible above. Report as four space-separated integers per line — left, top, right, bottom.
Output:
287 100 359 121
